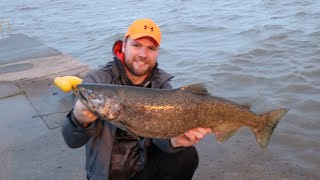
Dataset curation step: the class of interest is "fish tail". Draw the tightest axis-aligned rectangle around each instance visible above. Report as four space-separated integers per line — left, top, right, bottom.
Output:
252 108 289 149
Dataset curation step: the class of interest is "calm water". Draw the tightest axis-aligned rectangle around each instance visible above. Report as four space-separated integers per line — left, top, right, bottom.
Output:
1 0 319 178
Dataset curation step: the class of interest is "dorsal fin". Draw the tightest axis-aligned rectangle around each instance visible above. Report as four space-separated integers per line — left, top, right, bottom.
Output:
179 83 209 95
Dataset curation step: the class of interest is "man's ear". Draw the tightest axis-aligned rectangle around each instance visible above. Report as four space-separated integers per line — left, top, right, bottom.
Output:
122 41 126 53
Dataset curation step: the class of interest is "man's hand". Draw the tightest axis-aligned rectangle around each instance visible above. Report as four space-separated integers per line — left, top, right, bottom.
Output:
73 100 97 127
170 128 212 148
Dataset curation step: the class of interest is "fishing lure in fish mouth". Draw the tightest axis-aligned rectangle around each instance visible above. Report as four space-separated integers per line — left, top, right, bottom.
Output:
54 76 124 122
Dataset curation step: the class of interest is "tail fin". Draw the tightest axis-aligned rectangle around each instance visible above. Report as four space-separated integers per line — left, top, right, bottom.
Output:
252 108 289 149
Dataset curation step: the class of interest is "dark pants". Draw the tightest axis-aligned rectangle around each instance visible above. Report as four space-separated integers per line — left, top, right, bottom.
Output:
132 144 199 180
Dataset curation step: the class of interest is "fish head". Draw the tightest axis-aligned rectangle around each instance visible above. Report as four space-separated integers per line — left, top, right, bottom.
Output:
75 83 122 120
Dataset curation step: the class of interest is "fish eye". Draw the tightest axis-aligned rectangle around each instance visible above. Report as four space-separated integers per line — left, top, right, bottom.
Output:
90 94 95 99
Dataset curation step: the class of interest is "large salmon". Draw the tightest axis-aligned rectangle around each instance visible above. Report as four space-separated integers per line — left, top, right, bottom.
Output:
76 83 288 149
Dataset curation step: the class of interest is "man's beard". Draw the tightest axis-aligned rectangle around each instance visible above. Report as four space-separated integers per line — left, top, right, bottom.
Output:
124 57 154 77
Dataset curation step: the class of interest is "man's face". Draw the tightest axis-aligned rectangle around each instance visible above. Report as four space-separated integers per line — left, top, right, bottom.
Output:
122 37 159 77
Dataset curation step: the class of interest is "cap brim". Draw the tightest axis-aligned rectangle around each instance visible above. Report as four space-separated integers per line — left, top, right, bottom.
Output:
129 33 160 45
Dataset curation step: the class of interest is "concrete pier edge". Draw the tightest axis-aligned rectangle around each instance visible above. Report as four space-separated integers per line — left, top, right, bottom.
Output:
0 34 89 180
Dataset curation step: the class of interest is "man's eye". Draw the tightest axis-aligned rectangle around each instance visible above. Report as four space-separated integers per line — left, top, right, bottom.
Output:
149 47 157 51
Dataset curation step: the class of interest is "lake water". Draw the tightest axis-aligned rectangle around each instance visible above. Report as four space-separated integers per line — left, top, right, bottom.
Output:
1 0 319 178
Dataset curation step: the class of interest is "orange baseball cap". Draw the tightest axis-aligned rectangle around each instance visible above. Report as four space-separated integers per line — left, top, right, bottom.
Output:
125 18 162 45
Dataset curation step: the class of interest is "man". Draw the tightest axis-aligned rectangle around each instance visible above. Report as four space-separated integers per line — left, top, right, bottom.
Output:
62 18 212 180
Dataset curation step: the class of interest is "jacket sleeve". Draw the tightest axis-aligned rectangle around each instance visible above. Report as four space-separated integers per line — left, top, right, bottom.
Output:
61 70 103 148
62 111 101 148
152 139 185 153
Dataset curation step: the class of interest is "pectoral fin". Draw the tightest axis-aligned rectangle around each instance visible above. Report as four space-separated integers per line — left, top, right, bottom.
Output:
112 121 141 140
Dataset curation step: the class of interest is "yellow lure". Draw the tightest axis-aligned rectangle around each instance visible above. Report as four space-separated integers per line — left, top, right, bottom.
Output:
53 76 83 92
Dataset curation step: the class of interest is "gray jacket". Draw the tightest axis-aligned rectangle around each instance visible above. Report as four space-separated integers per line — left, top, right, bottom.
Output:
62 43 183 180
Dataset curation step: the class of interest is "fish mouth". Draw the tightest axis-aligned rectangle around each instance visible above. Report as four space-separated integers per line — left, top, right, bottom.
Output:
75 88 96 114
75 88 88 102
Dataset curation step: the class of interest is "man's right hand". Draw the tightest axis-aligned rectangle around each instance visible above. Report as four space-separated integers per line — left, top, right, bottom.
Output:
73 100 98 127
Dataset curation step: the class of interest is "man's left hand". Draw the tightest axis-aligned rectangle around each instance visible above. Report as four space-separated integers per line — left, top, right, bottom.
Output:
170 128 212 148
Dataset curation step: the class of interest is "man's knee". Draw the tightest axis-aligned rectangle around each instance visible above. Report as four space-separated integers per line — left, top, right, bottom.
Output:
177 146 199 171
136 145 199 179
